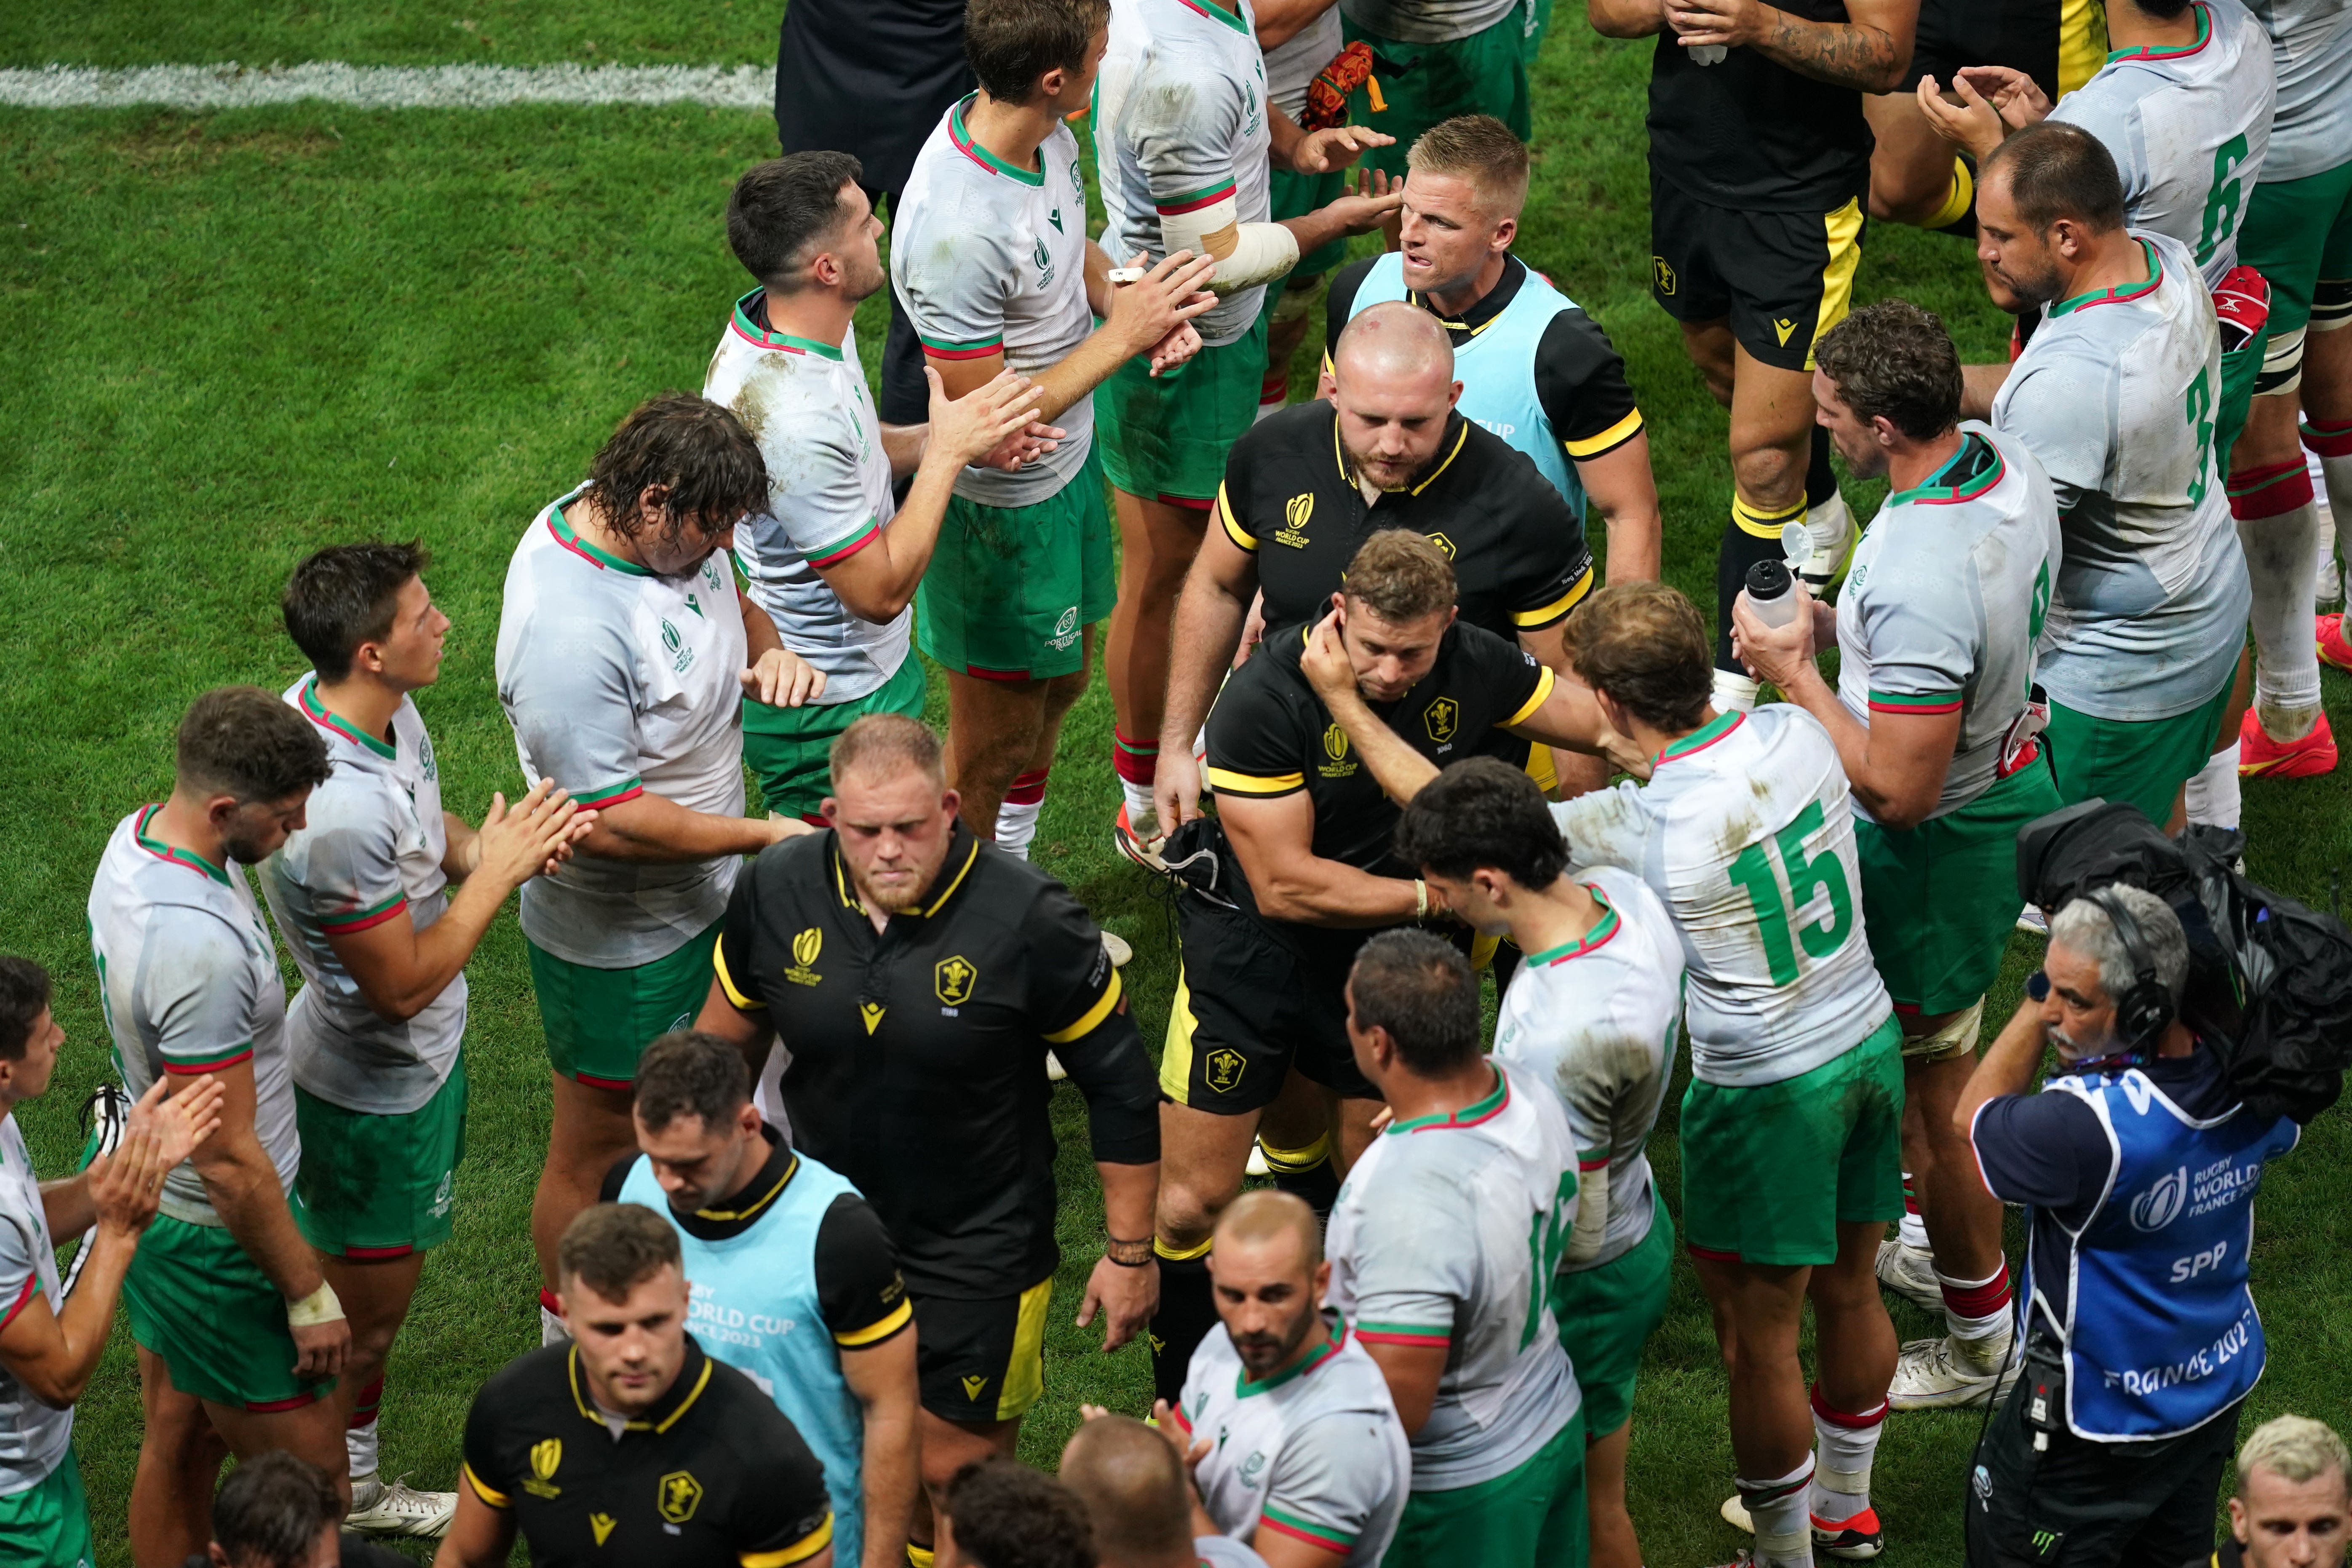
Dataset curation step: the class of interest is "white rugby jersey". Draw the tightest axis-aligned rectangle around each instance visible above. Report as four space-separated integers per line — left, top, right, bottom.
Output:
495 487 748 967
2241 0 2352 182
2050 0 2274 286
1326 1065 1581 1491
89 807 298 1225
1992 229 2251 721
893 95 1096 508
1492 865 1683 1271
1097 0 1276 346
0 1114 71 1495
1176 1313 1412 1567
1835 425 2064 819
704 298 910 705
261 676 462 1116
1551 705 1894 1088
1341 0 1518 45
1265 6 1347 120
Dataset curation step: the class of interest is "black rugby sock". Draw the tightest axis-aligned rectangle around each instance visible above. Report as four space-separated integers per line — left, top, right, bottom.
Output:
1149 1249 1216 1407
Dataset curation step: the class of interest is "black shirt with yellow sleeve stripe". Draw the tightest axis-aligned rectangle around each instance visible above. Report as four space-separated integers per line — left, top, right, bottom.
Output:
713 823 1157 1300
460 1337 833 1568
1206 620 1554 886
1213 400 1594 644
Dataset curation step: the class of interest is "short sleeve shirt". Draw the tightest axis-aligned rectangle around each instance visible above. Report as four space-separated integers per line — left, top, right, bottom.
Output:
1991 230 2251 721
1205 620 1552 880
1326 1066 1582 1491
1097 0 1276 345
1833 425 2065 818
2239 0 2352 182
1550 706 1893 1087
262 675 463 1114
2048 1 2275 286
0 1115 71 1495
705 297 911 704
495 488 749 967
893 96 1096 508
1216 402 1594 641
460 1338 834 1568
88 807 298 1224
1264 6 1346 119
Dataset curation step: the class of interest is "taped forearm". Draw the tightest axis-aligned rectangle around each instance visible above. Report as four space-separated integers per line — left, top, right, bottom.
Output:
1564 1165 1609 1267
1162 194 1299 294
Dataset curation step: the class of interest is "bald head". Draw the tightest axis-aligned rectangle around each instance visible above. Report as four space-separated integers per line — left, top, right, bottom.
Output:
1332 301 1453 390
1059 1417 1193 1565
1214 1189 1321 1269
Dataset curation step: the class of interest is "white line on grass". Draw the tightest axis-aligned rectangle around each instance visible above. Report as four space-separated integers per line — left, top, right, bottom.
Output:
0 62 771 110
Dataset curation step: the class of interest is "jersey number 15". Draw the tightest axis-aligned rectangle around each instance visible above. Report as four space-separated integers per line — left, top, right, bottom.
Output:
1724 800 1856 987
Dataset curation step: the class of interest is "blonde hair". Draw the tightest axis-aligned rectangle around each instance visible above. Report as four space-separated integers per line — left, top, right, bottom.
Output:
2239 1415 2352 1491
1406 115 1530 221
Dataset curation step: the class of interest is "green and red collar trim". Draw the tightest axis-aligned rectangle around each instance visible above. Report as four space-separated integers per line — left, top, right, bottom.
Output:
299 678 397 761
2108 2 2208 61
729 289 846 360
1171 0 1251 33
1236 1314 1350 1397
1386 1066 1510 1135
1885 431 2005 508
2048 238 2163 318
949 94 1045 187
134 804 230 885
548 504 653 577
1527 885 1620 965
1657 710 1741 766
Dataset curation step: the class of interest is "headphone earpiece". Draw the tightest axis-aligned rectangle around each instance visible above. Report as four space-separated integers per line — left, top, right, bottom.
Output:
2090 886 2174 1050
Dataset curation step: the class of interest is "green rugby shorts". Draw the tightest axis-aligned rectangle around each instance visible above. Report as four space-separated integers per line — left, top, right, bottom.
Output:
1383 1410 1587 1568
527 920 723 1089
742 652 928 823
1550 1204 1672 1439
292 1053 468 1259
124 1216 332 1412
1100 312 1271 508
0 1450 93 1568
915 445 1114 681
2045 677 2235 825
1342 10 1532 180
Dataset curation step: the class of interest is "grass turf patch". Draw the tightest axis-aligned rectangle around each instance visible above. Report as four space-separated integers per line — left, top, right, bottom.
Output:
4 8 2352 1565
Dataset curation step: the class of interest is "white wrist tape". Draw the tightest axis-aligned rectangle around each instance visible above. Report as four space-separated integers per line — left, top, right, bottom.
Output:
287 1280 345 1328
1160 192 1299 294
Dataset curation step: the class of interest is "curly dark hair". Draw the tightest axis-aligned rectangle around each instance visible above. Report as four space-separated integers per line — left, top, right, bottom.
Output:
943 1459 1095 1568
587 393 767 552
1813 300 1962 443
1394 757 1569 891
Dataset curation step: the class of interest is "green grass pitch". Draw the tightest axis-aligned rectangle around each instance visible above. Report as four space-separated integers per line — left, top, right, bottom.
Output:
6 4 2352 1562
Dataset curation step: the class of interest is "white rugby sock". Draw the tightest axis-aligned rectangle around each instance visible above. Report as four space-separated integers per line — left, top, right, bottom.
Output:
1805 488 1852 570
2186 744 2243 827
347 1418 380 1490
1938 1260 2013 1344
1739 1455 1817 1565
995 768 1048 861
1899 1176 1929 1252
1809 1385 1887 1527
2231 466 2323 731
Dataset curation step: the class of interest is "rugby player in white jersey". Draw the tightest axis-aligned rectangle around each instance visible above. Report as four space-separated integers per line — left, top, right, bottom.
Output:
704 153 1059 824
1732 302 2063 1411
266 542 590 1535
1554 583 1900 1567
1961 123 2253 830
0 958 219 1568
1327 932 1585 1568
1155 1191 1409 1568
890 0 1217 856
1387 759 1684 1568
1092 0 1396 859
87 687 347 1566
494 394 822 1341
2232 0 2352 779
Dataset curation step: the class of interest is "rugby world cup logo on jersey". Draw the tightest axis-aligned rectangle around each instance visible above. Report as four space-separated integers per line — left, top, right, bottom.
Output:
1033 236 1056 288
525 1438 561 1498
785 927 823 987
2131 1165 2190 1232
662 617 695 674
1277 493 1313 548
1318 723 1357 778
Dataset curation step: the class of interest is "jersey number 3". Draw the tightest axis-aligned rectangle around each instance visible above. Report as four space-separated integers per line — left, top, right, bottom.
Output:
1725 800 1855 986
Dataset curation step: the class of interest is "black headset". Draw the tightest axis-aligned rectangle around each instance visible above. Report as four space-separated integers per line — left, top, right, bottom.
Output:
2088 885 2176 1050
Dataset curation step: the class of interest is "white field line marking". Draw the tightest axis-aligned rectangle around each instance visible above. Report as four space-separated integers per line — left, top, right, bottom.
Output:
0 62 771 110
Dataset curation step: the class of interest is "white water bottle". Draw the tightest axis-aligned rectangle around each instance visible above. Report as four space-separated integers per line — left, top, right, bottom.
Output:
1744 557 1801 628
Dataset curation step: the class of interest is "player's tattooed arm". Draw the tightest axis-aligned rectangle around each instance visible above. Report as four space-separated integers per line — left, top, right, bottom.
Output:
1666 0 1916 91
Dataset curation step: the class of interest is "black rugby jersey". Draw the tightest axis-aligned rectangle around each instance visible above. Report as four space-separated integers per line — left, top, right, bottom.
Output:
1325 254 1645 467
1645 5 1876 213
1215 401 1593 641
461 1338 833 1568
714 825 1158 1298
1205 620 1554 879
